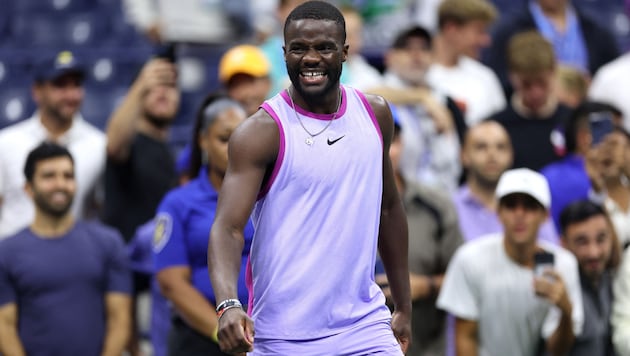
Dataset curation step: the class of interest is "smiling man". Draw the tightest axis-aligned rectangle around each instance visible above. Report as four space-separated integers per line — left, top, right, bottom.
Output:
438 168 583 356
0 142 131 356
208 1 411 355
559 200 620 355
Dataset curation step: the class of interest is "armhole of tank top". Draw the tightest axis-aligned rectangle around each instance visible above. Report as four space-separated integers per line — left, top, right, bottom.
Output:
257 103 286 200
355 90 383 148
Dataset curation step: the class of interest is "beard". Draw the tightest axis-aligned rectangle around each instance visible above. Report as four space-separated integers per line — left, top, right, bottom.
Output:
146 112 174 129
286 65 342 103
469 168 501 190
33 190 74 218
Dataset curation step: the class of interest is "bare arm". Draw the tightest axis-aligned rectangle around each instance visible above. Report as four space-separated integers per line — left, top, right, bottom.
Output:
101 293 132 356
157 267 219 339
105 58 176 162
455 318 479 356
365 86 454 133
0 303 25 356
208 110 279 354
367 94 412 352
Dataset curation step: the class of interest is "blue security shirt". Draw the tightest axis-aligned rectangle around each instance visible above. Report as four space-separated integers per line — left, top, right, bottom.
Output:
153 167 254 306
541 154 591 231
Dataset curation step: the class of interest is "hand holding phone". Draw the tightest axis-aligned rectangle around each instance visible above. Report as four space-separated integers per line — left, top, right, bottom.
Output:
534 250 554 278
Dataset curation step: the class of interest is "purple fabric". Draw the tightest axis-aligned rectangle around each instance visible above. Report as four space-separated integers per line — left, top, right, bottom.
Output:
0 222 132 356
453 185 558 244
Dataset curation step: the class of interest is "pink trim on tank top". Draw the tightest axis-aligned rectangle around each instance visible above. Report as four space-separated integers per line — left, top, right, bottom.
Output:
355 90 383 147
258 103 286 199
279 86 348 120
245 256 253 316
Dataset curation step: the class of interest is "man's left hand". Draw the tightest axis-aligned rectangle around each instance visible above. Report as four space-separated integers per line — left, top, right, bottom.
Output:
391 310 411 354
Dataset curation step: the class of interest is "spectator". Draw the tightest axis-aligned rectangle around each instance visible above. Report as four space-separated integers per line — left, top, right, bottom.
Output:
218 45 272 116
438 168 583 356
102 57 180 355
492 31 572 171
339 6 384 91
426 0 506 125
0 142 132 355
102 57 179 242
555 65 589 109
0 50 106 239
380 116 463 355
154 94 251 355
612 248 630 355
542 102 620 231
259 0 308 96
122 0 252 45
588 127 630 251
454 120 558 242
484 0 619 97
373 25 463 191
588 52 630 131
559 200 620 355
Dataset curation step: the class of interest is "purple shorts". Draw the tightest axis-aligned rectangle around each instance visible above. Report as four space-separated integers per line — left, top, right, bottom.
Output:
250 320 403 355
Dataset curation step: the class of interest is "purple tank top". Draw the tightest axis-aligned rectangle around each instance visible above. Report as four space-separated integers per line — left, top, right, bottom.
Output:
248 86 392 340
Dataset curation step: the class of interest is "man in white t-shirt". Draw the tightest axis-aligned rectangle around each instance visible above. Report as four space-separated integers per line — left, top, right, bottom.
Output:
0 51 106 238
426 0 506 126
438 168 583 356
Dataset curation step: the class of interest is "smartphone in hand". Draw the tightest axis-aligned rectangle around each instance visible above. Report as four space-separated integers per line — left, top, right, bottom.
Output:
534 250 554 278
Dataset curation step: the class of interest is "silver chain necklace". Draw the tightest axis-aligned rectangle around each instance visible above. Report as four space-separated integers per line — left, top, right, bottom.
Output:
288 88 341 145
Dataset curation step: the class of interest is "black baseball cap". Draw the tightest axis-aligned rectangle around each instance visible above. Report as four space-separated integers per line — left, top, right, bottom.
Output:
34 51 85 83
391 25 432 49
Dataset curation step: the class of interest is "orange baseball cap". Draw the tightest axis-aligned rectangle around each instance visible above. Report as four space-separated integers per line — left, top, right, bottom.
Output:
218 45 271 83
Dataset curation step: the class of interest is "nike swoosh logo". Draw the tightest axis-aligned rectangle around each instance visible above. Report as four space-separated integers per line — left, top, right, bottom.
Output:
327 136 345 145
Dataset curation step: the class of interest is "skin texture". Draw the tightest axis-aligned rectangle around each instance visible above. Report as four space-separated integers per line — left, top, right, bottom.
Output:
226 74 271 117
208 16 411 355
32 75 83 138
462 121 513 189
561 215 613 283
509 70 556 115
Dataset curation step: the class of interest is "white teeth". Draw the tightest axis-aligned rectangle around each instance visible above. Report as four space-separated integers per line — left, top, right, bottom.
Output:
302 72 324 77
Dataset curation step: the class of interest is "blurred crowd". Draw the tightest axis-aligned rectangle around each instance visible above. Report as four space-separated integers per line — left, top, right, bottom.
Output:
2 0 630 355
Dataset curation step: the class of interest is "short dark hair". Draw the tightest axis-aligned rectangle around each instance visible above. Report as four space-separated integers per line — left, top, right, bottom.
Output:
284 1 346 43
560 199 621 269
24 142 74 182
559 200 606 234
564 101 622 153
391 25 432 49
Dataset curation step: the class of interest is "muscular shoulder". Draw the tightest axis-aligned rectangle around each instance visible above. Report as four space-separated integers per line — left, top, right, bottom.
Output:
361 93 394 144
229 108 279 165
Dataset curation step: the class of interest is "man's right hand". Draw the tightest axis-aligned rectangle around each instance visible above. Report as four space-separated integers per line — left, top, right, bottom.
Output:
137 58 177 94
217 308 254 355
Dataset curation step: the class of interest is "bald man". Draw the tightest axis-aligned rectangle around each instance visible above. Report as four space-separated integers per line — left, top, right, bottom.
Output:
453 121 558 243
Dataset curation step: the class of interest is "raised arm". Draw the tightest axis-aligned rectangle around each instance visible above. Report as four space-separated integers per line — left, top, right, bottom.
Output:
105 58 176 162
208 110 278 354
0 303 25 356
367 94 412 352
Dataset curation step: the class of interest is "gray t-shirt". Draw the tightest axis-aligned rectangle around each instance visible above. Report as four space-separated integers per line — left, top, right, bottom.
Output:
437 234 583 356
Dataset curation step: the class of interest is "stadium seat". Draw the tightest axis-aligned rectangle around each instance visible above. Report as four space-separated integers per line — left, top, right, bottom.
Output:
13 0 95 14
0 88 33 129
81 85 127 130
10 12 108 48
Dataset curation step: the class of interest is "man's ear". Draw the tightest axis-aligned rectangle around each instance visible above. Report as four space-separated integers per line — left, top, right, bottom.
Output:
24 181 34 199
